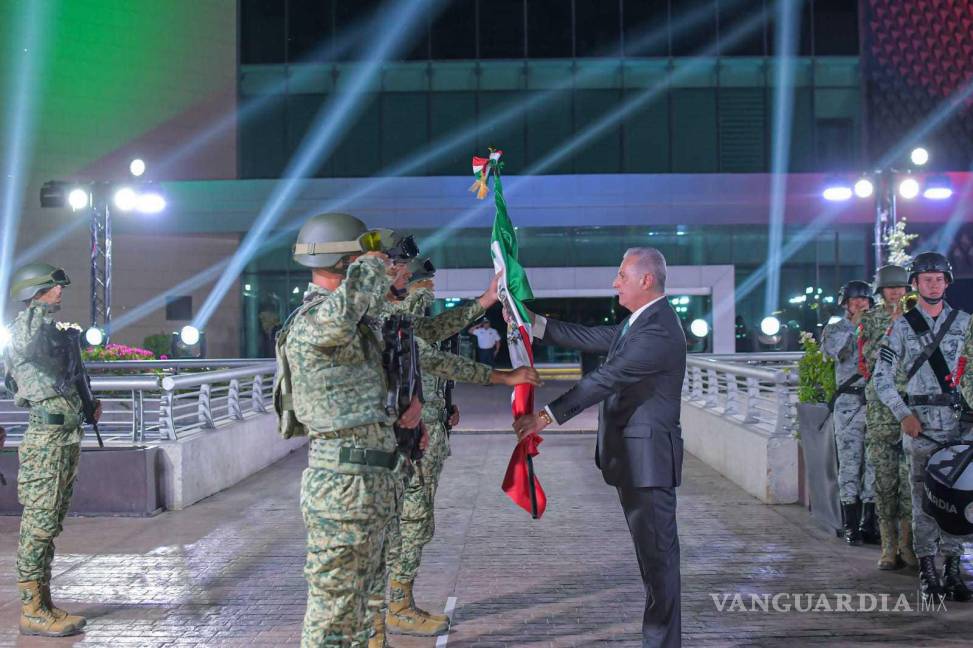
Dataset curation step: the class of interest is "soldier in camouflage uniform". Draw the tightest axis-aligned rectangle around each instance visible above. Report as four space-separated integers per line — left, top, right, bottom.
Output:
369 255 540 646
821 280 876 545
874 252 973 602
858 264 916 570
282 213 415 647
5 262 100 637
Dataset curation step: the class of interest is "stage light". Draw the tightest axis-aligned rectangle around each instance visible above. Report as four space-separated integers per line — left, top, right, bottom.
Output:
136 191 166 214
84 326 105 346
129 158 145 177
910 147 929 166
822 179 852 202
853 178 874 198
689 319 709 338
898 177 920 200
923 175 953 200
114 187 137 211
67 188 89 210
179 325 200 346
760 316 781 337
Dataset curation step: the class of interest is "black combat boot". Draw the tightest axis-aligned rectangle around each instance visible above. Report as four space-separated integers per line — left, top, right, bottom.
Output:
858 502 880 545
842 502 863 545
919 555 946 602
943 556 972 602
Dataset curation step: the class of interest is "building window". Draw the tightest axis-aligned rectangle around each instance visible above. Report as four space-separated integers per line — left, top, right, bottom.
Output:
166 296 193 321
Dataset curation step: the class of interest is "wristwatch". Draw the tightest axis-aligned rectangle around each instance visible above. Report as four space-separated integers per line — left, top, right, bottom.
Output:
537 409 553 426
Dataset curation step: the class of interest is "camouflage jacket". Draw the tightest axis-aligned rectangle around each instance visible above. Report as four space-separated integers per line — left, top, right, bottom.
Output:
874 302 970 430
821 315 860 386
3 301 79 408
859 302 906 406
284 256 394 434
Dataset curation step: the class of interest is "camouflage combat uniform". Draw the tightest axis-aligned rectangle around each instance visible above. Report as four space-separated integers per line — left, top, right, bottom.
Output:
821 315 875 504
284 256 399 648
873 302 973 558
6 302 85 587
859 303 911 525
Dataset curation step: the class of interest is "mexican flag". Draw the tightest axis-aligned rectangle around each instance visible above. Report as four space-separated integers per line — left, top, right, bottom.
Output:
470 149 547 519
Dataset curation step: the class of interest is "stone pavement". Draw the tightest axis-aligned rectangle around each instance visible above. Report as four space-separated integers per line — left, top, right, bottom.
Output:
2 399 973 645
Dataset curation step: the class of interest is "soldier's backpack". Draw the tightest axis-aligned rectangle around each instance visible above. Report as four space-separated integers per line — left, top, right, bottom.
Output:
273 294 328 439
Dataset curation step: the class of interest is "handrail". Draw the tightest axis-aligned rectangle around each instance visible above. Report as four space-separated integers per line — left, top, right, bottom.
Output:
161 362 276 391
85 358 272 371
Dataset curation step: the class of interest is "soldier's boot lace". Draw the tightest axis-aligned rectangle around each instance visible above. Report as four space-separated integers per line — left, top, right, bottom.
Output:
943 556 972 602
858 502 881 545
18 581 82 637
877 519 901 570
897 518 918 569
368 609 393 648
918 556 947 603
841 502 863 546
41 581 87 629
386 578 450 636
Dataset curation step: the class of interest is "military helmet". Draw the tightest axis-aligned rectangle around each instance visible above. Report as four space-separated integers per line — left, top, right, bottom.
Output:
9 262 70 302
407 257 435 283
292 213 369 269
837 280 874 307
908 251 953 284
872 264 910 294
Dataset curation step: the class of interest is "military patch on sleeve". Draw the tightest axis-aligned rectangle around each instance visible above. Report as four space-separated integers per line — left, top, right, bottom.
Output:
880 346 896 364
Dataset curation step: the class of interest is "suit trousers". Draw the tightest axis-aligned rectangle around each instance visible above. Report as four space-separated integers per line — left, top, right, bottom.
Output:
617 485 681 648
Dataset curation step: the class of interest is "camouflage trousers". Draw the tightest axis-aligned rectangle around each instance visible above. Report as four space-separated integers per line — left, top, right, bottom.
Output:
387 420 449 583
864 425 911 524
16 429 82 583
301 425 398 648
903 426 973 558
833 397 875 504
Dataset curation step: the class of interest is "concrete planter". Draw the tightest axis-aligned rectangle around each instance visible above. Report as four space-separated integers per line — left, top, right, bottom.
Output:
0 446 163 516
797 402 842 535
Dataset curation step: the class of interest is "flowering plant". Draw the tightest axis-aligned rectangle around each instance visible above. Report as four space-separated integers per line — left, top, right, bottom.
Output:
797 331 835 404
885 218 918 267
83 343 158 361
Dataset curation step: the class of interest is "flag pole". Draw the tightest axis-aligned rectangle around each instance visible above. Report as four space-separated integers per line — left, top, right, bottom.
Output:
526 454 539 519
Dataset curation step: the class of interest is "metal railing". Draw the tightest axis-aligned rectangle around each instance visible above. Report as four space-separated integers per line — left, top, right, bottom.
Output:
2 360 275 446
682 353 800 437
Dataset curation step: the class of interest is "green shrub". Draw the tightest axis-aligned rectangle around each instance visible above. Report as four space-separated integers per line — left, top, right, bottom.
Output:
142 333 171 359
797 331 835 404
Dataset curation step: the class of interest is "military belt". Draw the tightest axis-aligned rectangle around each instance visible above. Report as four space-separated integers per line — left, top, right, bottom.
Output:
308 439 398 470
28 408 78 426
902 393 961 407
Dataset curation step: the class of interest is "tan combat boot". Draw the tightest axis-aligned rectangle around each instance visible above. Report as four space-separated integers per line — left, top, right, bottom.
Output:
368 610 392 648
386 578 450 636
18 581 82 637
41 581 87 629
877 519 901 570
898 518 919 569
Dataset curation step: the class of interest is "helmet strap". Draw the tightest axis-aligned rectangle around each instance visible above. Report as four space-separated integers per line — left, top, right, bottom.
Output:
921 294 944 306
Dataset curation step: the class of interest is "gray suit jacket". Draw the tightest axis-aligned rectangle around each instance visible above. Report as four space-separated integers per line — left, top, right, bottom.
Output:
542 299 687 489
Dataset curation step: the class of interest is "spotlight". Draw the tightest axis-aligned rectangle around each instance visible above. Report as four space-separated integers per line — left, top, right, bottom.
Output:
760 316 781 337
84 326 105 346
179 325 200 346
923 175 953 200
822 178 853 202
136 191 166 214
39 181 67 207
898 177 920 200
689 319 709 338
67 188 89 211
129 158 146 177
853 178 874 199
0 325 11 351
910 147 929 166
114 187 137 211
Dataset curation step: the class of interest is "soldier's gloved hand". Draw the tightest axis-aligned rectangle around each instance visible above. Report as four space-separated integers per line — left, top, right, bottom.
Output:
419 422 429 451
448 405 460 427
478 272 501 309
93 399 103 423
397 395 422 429
901 413 922 438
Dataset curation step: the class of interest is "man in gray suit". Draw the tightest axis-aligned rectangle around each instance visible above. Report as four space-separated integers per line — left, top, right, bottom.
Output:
513 247 686 648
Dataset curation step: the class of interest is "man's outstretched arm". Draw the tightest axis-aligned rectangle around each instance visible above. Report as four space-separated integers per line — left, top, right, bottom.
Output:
526 310 620 354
